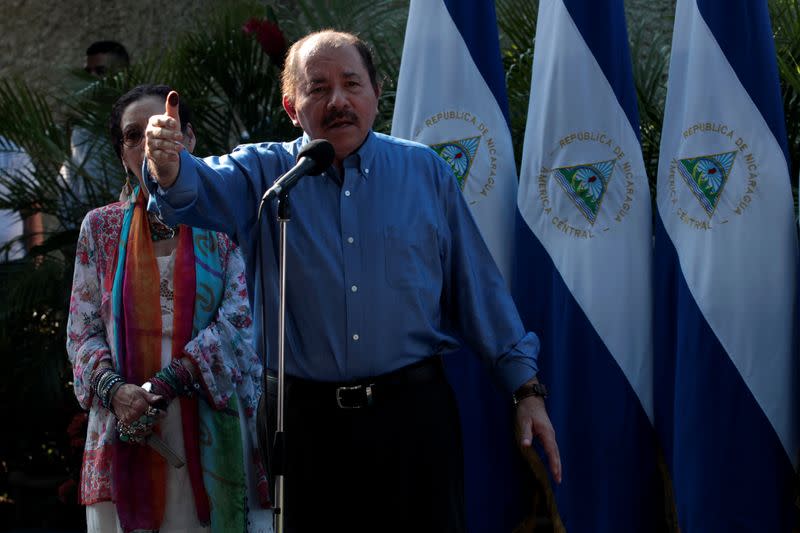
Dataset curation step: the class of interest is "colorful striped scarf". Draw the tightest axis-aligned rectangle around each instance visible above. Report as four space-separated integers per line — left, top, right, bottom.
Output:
107 189 246 532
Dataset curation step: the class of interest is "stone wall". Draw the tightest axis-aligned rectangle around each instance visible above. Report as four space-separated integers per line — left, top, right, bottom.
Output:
1 0 678 94
0 0 217 91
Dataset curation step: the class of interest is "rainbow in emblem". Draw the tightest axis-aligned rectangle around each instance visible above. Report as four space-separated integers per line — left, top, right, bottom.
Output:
676 150 737 217
431 136 481 190
552 159 615 224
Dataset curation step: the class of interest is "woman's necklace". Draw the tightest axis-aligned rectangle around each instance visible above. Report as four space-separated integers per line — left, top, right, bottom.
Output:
147 212 179 241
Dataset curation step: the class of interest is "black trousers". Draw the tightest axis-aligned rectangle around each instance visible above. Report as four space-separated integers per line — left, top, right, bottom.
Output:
280 360 466 533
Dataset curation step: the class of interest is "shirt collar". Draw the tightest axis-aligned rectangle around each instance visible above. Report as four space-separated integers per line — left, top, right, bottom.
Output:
299 130 377 181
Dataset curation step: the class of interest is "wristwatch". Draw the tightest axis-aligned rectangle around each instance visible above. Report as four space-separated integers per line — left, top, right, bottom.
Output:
512 381 549 405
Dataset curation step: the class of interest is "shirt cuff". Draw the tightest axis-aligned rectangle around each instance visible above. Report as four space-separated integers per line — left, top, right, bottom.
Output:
495 331 540 395
143 150 198 225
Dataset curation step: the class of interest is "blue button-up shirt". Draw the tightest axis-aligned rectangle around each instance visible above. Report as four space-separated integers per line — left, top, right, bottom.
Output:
146 131 538 394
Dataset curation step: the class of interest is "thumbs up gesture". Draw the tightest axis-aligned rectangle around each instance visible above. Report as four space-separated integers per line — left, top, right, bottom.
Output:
145 91 184 189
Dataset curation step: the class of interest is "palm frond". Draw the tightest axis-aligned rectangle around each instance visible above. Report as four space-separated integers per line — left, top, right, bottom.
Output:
497 0 538 165
628 19 670 191
770 0 800 214
168 3 294 151
497 0 538 55
0 79 83 227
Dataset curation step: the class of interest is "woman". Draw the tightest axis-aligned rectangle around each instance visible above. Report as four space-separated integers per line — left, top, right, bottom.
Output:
66 85 271 533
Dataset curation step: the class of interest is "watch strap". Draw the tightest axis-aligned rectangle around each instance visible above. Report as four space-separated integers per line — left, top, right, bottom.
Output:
513 381 548 405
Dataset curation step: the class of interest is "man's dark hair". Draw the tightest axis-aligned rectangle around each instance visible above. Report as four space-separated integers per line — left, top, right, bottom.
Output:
109 84 192 161
86 40 130 65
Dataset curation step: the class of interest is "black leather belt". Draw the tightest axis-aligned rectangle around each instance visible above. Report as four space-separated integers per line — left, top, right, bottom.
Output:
277 357 444 409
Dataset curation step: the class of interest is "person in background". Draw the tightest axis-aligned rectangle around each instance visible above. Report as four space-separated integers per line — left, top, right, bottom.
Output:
144 30 560 532
0 136 43 261
66 84 271 533
84 40 130 78
61 41 131 214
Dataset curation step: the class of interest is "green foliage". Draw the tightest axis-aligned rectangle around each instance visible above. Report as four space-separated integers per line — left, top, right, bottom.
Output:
165 1 294 152
771 0 800 214
497 0 537 166
629 20 670 192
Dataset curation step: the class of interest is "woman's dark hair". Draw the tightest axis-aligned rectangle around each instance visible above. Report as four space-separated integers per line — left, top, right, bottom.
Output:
108 84 193 161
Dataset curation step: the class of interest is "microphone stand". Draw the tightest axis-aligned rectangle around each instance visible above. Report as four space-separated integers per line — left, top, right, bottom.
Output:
255 189 290 533
254 143 332 531
273 190 290 533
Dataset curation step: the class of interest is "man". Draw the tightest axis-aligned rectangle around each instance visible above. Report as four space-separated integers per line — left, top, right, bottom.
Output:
144 30 560 532
61 41 131 214
84 40 130 78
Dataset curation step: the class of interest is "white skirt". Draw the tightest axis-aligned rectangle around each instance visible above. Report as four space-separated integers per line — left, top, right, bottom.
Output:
86 400 273 533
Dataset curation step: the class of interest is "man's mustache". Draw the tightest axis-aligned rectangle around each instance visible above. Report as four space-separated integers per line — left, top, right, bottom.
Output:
322 110 359 128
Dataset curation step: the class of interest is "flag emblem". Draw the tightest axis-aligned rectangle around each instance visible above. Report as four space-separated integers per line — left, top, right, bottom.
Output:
529 131 642 240
676 151 736 217
405 109 497 206
664 124 758 228
552 160 615 224
431 136 482 190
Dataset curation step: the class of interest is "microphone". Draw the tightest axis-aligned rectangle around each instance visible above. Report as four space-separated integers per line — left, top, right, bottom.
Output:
261 139 335 202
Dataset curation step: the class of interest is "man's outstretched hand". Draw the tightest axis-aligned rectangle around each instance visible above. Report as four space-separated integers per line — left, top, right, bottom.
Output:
145 90 184 189
515 387 562 484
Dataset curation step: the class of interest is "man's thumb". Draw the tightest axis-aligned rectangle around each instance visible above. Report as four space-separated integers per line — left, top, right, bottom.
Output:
165 91 180 123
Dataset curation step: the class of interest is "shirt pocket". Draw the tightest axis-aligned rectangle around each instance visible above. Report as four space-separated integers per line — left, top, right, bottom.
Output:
384 224 439 289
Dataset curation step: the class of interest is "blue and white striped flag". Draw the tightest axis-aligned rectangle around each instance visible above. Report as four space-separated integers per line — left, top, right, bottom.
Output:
513 0 659 530
392 1 526 531
392 0 518 280
654 1 798 531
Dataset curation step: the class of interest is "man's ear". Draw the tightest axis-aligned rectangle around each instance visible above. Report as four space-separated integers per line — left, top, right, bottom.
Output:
282 95 301 127
183 123 197 153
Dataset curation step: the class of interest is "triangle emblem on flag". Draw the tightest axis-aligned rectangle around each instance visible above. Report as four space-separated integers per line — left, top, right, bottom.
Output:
431 136 481 190
552 159 615 224
676 151 737 217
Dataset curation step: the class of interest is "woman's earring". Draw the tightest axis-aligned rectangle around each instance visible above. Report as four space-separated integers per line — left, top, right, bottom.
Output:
119 167 134 203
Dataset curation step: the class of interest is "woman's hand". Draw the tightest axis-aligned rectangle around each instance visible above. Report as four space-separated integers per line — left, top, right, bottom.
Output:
112 384 167 444
111 383 165 425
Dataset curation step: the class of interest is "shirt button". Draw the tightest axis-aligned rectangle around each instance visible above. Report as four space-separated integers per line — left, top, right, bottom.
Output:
344 190 351 197
351 285 358 292
347 236 354 244
364 168 370 174
352 334 359 341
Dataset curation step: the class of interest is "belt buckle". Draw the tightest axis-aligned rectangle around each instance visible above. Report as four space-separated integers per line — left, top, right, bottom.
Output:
335 384 373 409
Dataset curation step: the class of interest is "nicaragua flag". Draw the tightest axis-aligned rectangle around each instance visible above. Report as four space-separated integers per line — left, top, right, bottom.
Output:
513 0 660 531
392 1 528 532
654 0 799 531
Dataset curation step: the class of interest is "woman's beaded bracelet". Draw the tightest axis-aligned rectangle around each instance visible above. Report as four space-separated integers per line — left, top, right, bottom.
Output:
90 366 126 413
147 359 199 400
